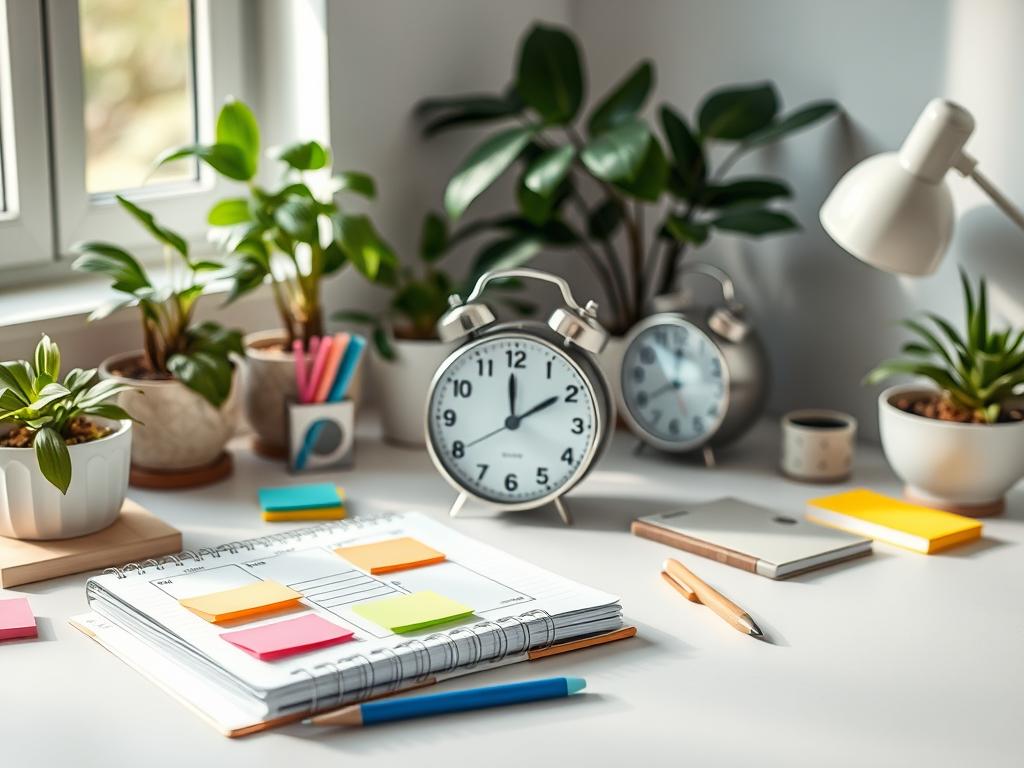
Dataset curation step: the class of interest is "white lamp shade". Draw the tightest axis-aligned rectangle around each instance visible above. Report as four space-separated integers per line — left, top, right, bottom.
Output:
820 152 954 276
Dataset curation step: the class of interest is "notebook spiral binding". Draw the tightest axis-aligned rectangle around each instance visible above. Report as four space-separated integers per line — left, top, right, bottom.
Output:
292 607 559 713
101 512 399 579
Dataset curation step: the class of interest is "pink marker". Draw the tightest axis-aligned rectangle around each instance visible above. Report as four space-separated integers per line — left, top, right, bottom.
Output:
303 336 334 404
292 339 308 403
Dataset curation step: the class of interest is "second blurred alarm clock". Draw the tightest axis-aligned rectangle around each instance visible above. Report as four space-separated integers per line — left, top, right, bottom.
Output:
620 263 769 465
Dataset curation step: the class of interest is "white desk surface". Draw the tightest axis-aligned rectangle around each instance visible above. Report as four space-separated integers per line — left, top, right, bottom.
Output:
2 419 1021 768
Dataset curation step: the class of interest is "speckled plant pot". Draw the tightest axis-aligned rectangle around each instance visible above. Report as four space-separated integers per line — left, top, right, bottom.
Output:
0 418 131 540
243 330 299 456
100 352 238 471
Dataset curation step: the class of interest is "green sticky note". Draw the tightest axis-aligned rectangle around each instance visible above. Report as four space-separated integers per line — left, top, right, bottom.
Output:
353 591 473 633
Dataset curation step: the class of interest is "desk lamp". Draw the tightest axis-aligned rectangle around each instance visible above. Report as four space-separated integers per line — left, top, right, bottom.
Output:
820 98 1024 275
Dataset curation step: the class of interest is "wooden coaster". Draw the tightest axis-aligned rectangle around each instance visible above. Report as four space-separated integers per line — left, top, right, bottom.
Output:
251 436 288 461
903 487 1005 518
130 452 233 490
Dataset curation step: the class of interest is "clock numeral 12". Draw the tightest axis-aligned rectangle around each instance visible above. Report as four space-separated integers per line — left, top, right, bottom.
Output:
506 350 526 369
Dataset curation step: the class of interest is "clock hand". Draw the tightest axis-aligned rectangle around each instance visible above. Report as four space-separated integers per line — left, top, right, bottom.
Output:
647 382 677 400
465 423 508 448
508 373 517 418
465 395 559 448
514 395 559 423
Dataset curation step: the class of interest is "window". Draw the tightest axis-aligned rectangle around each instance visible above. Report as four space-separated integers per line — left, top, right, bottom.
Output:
0 0 245 270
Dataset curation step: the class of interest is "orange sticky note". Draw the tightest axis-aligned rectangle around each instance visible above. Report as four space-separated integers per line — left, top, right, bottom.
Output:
180 580 303 624
336 537 446 574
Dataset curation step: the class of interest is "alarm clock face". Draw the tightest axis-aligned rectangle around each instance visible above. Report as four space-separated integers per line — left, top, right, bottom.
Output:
621 317 729 450
427 334 601 506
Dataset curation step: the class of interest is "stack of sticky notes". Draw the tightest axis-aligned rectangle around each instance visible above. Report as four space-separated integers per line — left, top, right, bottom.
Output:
258 482 346 522
180 580 303 624
0 597 38 641
806 489 983 554
220 614 355 660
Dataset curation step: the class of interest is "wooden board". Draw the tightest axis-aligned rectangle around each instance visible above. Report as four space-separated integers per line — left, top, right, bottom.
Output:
0 500 181 587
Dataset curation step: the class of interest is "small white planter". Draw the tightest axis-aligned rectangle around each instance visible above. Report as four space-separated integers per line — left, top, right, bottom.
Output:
370 337 456 447
100 352 237 471
243 330 300 455
878 384 1024 515
0 418 131 540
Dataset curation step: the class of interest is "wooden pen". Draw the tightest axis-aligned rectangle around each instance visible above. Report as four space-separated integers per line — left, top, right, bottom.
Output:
663 558 764 638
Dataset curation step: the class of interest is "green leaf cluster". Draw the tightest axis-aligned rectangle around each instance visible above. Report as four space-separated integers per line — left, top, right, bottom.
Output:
417 22 839 333
71 196 243 408
157 99 392 347
0 336 136 494
866 270 1024 423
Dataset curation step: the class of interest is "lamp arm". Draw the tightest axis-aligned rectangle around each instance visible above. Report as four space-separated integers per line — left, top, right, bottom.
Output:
957 158 1024 231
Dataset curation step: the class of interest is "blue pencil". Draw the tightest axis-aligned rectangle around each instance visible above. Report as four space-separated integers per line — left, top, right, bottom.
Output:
303 676 586 726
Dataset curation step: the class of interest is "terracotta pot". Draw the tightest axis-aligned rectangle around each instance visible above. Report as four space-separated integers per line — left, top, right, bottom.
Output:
370 336 457 447
879 384 1024 516
100 352 237 471
0 418 131 540
243 329 364 456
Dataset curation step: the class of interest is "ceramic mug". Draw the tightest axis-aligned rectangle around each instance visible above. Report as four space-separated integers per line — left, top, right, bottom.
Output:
781 409 857 483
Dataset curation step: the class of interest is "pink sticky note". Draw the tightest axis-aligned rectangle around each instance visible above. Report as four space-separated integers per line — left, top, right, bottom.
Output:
220 613 354 660
0 597 37 641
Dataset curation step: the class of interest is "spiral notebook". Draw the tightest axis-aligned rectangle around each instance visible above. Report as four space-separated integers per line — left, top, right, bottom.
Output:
71 512 632 736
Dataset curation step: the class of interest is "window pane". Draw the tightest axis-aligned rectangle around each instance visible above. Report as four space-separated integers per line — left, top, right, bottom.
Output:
79 0 196 194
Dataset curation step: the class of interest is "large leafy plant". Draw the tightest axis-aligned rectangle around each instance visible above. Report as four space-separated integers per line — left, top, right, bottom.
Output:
334 211 533 358
156 99 396 347
418 23 838 334
0 336 134 493
867 270 1024 423
72 197 243 408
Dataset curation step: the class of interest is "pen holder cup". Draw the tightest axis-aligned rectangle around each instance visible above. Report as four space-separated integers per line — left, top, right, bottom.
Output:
287 399 355 473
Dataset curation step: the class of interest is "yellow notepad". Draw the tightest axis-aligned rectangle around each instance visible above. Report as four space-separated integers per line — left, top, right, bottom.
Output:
179 581 303 623
806 489 982 554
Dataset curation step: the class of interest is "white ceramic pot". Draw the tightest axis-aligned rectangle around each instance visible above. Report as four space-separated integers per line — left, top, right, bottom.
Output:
0 418 131 540
370 337 457 447
243 330 299 455
878 384 1024 514
100 352 237 471
595 334 627 420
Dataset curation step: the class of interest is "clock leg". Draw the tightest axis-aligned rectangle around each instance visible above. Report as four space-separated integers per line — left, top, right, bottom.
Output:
449 493 469 518
553 497 573 526
702 446 716 468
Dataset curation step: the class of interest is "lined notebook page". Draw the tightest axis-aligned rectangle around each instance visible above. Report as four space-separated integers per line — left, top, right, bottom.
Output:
86 513 619 710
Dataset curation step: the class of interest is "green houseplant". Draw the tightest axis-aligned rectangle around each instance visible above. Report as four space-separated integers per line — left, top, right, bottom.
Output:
0 336 135 539
156 99 395 454
418 22 839 335
869 269 1024 516
72 196 244 478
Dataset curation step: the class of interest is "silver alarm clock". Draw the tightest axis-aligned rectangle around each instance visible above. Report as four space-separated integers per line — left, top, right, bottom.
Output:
620 263 769 465
425 268 615 525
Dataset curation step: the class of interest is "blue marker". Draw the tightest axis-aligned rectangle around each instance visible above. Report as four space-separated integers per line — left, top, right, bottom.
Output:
304 676 587 727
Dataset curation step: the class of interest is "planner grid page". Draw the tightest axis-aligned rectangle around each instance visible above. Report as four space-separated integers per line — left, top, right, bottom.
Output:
86 513 620 700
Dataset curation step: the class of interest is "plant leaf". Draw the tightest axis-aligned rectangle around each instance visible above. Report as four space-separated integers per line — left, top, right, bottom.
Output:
270 140 330 171
33 427 71 494
330 171 376 198
274 197 320 243
660 105 705 196
155 142 253 181
418 91 524 137
697 82 778 140
743 101 839 147
167 352 232 408
523 145 575 197
372 326 395 361
444 126 535 220
215 98 260 177
71 242 151 294
420 212 448 263
701 178 792 208
515 24 584 124
207 198 251 226
587 60 653 135
466 235 543 289
115 195 188 257
336 214 398 282
580 119 650 182
662 215 709 246
83 403 134 423
34 335 60 381
614 136 668 202
712 208 798 236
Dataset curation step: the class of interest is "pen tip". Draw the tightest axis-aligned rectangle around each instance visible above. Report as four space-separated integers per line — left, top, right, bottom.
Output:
565 677 587 695
301 718 313 726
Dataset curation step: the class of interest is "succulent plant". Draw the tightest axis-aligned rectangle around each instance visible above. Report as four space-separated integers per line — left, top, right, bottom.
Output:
866 269 1024 423
0 336 135 493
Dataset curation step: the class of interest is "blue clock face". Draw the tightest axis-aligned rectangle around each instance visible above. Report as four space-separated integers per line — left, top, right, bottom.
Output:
621 319 728 448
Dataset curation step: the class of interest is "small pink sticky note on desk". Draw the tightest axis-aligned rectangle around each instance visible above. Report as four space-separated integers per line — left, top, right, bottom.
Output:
0 597 37 641
220 613 354 660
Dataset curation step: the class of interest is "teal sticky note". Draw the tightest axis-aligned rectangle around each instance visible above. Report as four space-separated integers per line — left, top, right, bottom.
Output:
259 483 341 511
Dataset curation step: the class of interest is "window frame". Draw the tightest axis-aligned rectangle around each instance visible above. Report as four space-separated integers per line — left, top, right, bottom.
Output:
0 0 54 268
45 0 247 260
